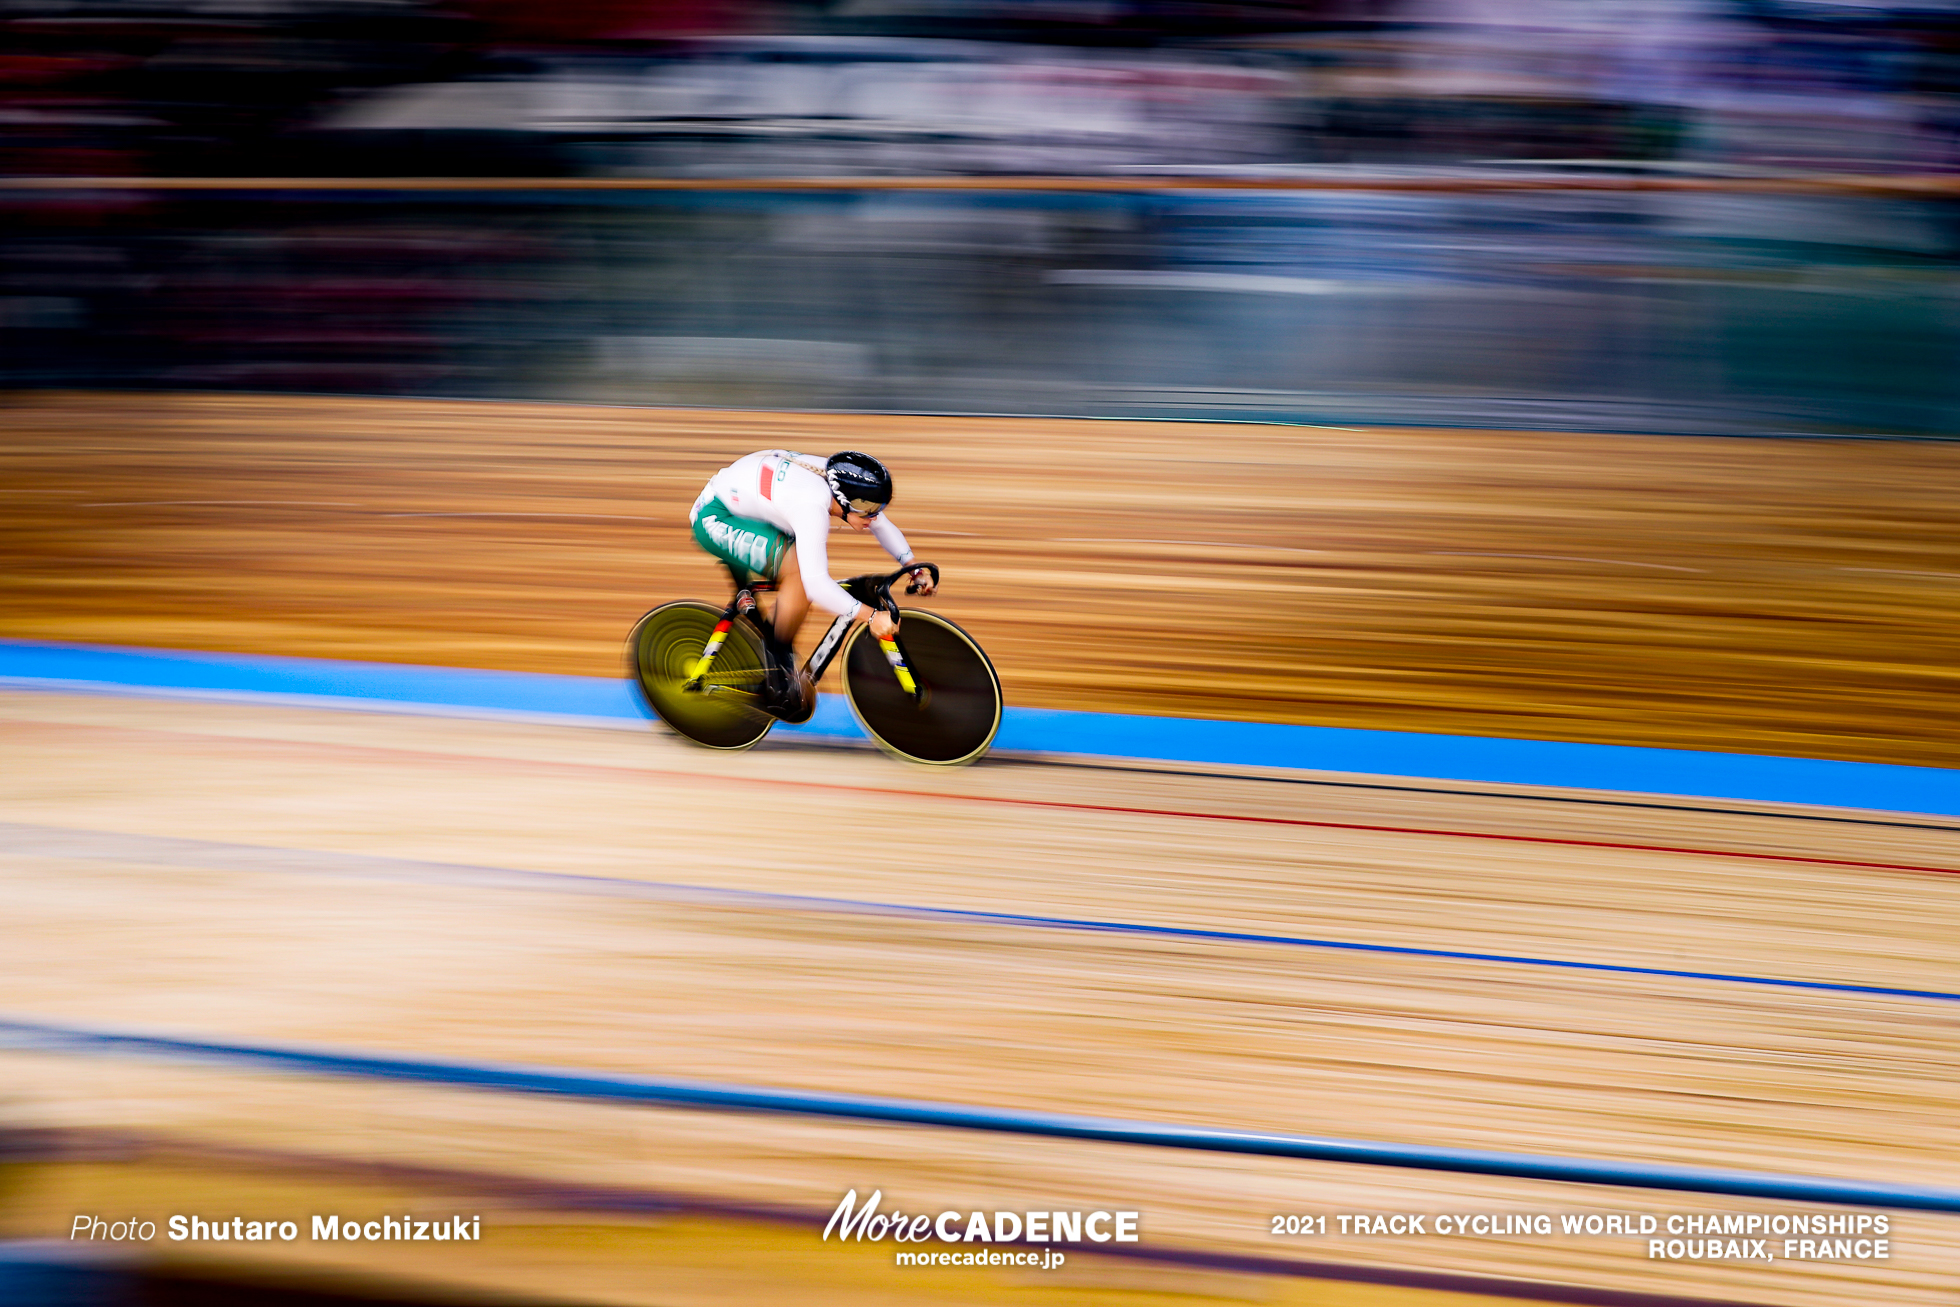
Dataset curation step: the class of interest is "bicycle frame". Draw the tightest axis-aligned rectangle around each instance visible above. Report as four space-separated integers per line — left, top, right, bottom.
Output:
685 562 937 703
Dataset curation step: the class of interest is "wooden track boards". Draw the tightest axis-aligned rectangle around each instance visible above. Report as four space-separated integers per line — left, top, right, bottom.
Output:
3 690 1956 1306
5 392 1960 766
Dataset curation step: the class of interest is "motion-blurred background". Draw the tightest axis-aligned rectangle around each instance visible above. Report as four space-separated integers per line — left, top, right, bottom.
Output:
6 5 1960 1307
5 0 1959 431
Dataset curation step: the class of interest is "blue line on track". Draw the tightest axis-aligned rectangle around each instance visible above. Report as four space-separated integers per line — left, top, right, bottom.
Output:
4 1017 1957 1213
0 638 643 722
6 823 1952 1004
19 634 1960 819
8 637 1960 816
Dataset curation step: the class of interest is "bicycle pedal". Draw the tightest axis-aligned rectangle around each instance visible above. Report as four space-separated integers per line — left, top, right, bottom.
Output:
766 694 815 725
761 676 813 722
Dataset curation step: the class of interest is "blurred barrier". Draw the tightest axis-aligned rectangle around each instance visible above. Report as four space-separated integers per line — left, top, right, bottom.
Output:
7 1017 1960 1213
9 173 1960 193
4 173 1956 434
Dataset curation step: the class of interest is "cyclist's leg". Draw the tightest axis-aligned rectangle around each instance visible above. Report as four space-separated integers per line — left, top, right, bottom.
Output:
767 546 814 702
772 545 809 647
688 494 802 706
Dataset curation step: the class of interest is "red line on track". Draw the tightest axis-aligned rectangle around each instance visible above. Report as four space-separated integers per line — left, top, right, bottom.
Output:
946 796 1960 877
11 716 1960 879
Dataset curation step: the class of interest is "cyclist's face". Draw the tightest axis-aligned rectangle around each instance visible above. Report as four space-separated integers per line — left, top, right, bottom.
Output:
844 509 879 530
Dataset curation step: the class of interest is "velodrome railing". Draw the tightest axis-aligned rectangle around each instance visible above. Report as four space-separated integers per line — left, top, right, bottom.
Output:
6 173 1960 193
5 172 1957 437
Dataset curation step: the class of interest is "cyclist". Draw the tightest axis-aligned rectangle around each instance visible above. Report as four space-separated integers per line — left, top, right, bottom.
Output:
689 449 934 716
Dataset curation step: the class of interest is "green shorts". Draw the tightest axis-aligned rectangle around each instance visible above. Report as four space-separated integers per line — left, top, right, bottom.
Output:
690 492 790 582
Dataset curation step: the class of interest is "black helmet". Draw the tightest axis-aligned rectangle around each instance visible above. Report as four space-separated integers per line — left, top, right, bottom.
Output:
825 451 893 517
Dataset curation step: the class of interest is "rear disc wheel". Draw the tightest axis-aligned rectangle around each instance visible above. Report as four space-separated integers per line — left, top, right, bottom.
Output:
628 601 774 751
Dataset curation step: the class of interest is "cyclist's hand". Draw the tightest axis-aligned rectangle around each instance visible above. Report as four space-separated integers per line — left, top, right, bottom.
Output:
905 566 937 597
868 608 899 641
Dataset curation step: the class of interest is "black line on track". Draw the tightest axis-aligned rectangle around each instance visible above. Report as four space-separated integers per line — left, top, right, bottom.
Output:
988 751 1960 835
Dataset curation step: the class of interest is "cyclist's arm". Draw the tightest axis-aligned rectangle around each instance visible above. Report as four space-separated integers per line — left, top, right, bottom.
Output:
869 515 914 565
789 504 869 620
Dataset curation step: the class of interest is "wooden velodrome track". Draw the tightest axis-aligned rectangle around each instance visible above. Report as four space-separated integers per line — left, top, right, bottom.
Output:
2 392 1959 1306
6 391 1960 766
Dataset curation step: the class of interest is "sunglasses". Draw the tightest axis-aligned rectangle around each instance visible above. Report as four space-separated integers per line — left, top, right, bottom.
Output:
844 499 886 518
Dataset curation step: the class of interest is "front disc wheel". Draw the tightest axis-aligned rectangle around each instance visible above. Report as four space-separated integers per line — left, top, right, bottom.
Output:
841 609 1001 766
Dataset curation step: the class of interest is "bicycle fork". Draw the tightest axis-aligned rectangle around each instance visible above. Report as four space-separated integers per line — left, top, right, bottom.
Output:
804 608 921 703
875 633 919 698
836 571 923 703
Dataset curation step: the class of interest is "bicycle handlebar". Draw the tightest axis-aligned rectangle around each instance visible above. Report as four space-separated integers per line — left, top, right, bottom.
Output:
901 561 940 596
843 562 939 616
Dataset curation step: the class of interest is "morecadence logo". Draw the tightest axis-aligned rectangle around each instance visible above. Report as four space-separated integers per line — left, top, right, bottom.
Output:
823 1188 1137 1270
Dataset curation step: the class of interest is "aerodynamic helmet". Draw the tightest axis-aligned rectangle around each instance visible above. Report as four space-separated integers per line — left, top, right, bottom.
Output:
824 451 894 517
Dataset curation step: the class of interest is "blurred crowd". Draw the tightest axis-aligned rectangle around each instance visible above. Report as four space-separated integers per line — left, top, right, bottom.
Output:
4 0 1958 431
10 182 1955 433
4 0 1958 178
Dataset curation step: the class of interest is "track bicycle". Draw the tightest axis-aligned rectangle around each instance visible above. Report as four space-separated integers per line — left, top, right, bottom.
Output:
627 562 1002 766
